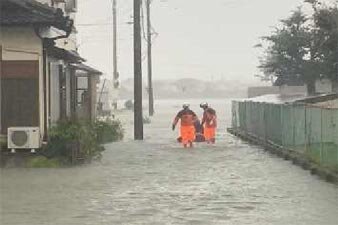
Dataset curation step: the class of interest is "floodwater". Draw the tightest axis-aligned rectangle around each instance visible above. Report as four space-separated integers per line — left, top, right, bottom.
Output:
1 99 337 225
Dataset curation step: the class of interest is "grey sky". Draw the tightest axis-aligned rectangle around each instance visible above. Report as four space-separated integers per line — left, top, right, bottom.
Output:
76 0 335 82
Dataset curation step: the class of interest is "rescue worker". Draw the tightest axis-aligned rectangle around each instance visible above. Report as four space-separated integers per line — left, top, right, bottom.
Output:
176 119 205 143
172 104 197 148
200 102 217 144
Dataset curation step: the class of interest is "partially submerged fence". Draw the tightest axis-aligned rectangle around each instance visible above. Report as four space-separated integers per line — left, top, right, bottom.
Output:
231 101 338 172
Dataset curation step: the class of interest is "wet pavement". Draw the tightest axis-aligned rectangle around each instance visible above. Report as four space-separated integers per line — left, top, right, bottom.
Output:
1 99 337 225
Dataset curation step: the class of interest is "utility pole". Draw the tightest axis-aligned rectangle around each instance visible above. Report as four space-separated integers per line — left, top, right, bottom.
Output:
134 0 144 140
146 0 154 116
112 0 118 110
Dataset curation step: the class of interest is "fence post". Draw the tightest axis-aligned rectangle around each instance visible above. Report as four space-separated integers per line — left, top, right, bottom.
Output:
265 103 269 143
320 108 323 164
246 101 248 134
263 103 265 143
282 104 285 147
305 106 308 152
292 105 295 149
336 109 338 168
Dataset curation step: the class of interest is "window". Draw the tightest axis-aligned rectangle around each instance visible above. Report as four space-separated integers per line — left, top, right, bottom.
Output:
76 76 89 106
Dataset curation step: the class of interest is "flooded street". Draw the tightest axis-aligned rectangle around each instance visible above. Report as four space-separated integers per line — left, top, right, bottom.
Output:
1 99 338 225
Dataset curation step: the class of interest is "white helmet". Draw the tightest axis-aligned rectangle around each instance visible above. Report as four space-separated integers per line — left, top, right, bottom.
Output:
200 102 208 109
182 103 190 109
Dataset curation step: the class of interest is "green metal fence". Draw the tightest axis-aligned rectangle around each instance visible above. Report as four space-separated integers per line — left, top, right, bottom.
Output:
231 100 338 172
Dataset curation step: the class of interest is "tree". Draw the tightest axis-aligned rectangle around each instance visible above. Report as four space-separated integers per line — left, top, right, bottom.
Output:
308 1 338 88
257 1 338 95
257 8 314 92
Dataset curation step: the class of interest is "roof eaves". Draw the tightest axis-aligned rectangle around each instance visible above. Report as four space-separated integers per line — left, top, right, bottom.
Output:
48 46 86 63
70 63 103 76
1 0 73 32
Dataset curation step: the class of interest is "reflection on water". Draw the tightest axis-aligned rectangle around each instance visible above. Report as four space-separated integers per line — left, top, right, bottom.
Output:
1 99 337 225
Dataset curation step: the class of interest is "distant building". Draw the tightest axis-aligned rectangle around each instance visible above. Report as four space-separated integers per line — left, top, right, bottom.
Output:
248 85 307 98
315 78 334 94
249 78 338 98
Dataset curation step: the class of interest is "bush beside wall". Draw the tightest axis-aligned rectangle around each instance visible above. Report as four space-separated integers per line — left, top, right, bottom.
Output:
42 119 124 166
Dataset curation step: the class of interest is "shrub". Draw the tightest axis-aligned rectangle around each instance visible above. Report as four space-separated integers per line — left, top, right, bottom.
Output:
94 119 124 144
43 121 79 161
43 119 124 165
0 137 7 150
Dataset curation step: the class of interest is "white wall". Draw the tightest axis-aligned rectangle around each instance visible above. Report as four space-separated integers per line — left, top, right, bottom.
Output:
54 32 77 51
65 68 72 117
1 27 42 60
49 62 61 124
315 79 332 94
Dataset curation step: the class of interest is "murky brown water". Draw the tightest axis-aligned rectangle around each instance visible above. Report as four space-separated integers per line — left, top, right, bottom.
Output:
1 99 337 225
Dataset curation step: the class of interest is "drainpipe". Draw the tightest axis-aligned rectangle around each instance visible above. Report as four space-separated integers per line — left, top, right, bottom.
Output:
42 41 48 141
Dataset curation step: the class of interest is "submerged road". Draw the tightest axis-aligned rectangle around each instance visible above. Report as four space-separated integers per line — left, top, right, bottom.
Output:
1 99 337 225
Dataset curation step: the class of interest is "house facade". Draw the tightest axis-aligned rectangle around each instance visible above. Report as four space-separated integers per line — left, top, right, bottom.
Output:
1 0 102 144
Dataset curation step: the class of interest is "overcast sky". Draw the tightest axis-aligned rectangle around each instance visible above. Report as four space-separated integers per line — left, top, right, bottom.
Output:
76 0 335 83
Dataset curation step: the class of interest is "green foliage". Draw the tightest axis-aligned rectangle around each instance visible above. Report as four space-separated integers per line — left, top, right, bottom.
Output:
0 137 7 150
258 8 312 86
44 119 124 165
44 121 80 162
94 119 124 144
26 156 60 168
312 4 338 82
257 1 338 94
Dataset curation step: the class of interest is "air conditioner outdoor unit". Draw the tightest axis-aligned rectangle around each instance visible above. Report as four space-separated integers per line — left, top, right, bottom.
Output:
7 127 41 150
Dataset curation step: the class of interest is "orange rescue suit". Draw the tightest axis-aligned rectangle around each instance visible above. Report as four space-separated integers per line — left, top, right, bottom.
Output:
202 108 217 142
173 109 197 145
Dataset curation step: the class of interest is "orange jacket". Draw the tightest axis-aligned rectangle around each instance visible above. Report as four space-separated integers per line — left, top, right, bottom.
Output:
173 109 197 127
202 108 217 128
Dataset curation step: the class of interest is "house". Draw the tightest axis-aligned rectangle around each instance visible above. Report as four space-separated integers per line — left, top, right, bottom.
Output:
315 78 337 94
248 77 338 98
70 63 102 120
1 0 102 146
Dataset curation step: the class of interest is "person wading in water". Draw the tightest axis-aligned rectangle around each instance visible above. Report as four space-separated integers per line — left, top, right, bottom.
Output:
172 104 197 148
200 102 217 144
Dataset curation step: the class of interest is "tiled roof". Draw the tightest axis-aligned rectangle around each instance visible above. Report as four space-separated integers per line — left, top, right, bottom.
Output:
1 0 73 32
48 46 86 63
